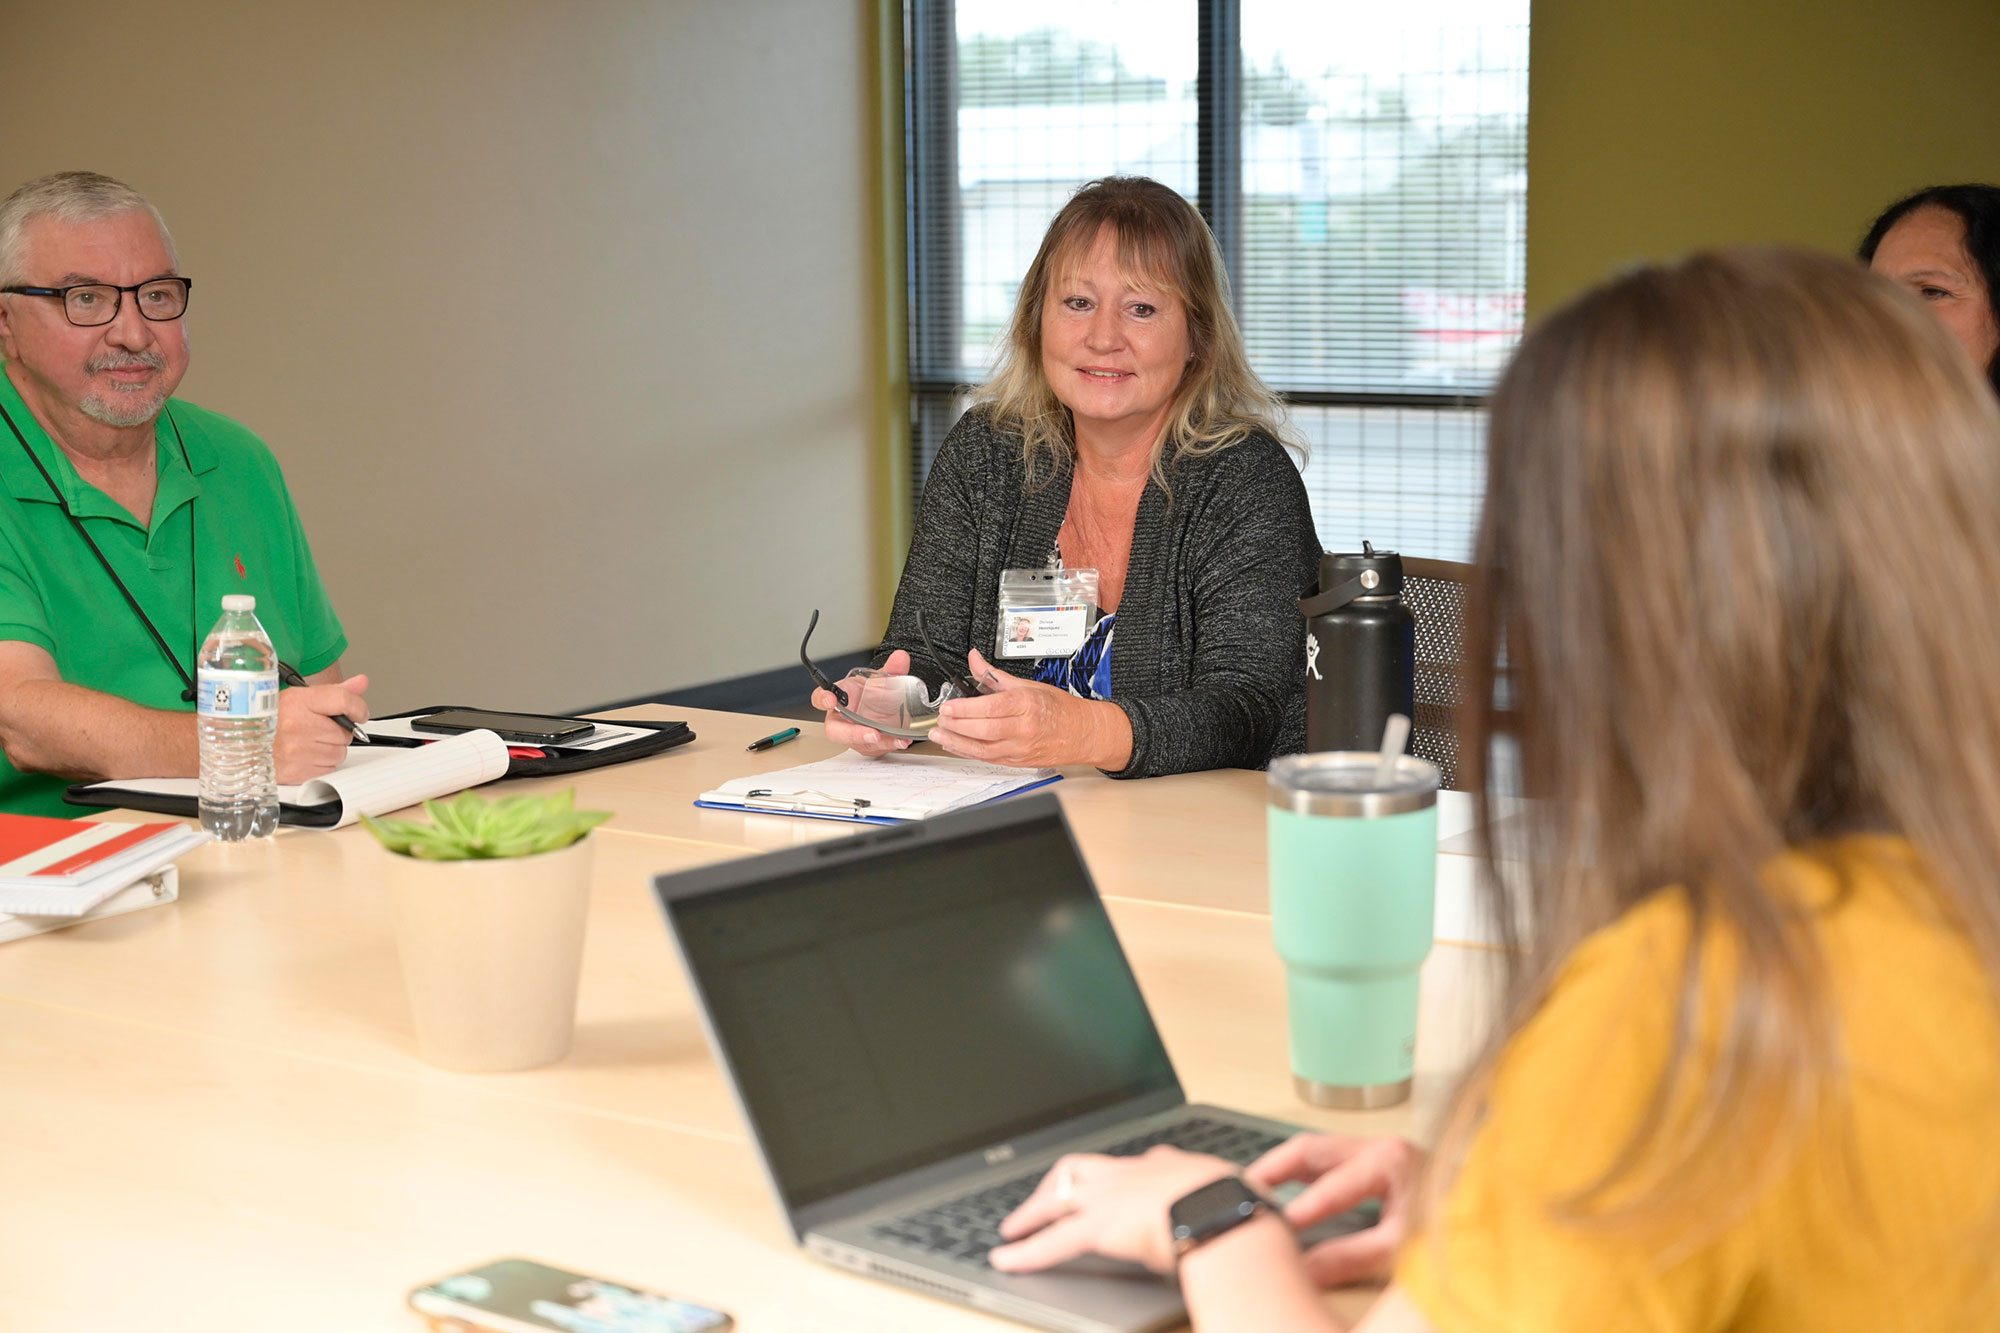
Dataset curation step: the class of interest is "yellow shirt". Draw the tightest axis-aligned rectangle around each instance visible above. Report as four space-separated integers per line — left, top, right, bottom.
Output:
1397 836 2000 1332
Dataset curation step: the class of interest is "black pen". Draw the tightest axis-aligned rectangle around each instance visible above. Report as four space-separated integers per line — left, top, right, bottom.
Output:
277 661 369 742
746 727 801 752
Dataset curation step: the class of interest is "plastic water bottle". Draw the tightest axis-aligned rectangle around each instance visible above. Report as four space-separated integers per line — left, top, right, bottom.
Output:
197 594 279 840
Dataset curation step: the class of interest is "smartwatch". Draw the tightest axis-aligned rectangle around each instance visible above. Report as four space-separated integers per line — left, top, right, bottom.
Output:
1168 1176 1273 1264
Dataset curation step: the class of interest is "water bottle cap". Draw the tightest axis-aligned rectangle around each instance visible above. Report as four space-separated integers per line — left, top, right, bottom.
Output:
221 594 256 613
1301 542 1405 619
1318 542 1403 597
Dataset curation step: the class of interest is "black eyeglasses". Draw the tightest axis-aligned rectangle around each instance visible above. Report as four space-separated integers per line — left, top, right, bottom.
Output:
800 608 978 702
1 277 191 327
801 608 982 738
800 609 853 707
914 610 981 698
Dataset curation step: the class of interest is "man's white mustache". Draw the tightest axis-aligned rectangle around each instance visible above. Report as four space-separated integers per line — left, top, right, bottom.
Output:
86 351 166 374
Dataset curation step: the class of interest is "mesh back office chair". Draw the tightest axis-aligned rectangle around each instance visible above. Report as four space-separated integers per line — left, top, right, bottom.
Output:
1401 557 1474 791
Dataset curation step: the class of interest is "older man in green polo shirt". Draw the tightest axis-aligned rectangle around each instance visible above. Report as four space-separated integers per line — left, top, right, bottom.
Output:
0 171 365 817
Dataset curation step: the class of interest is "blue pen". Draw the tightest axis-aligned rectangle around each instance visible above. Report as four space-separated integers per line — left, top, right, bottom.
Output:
746 726 801 752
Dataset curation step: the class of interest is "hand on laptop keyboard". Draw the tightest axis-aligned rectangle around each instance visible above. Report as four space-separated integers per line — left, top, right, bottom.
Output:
980 1130 1417 1287
989 1144 1257 1276
870 1118 1287 1269
1244 1133 1425 1287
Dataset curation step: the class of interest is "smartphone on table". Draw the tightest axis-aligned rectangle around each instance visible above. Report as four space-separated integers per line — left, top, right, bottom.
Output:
410 709 597 746
409 1257 732 1333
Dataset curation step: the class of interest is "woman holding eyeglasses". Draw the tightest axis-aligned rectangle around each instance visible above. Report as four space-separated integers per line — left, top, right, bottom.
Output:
984 249 2000 1329
813 176 1320 778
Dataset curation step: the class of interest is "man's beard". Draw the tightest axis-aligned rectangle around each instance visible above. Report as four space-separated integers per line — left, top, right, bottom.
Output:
78 350 170 428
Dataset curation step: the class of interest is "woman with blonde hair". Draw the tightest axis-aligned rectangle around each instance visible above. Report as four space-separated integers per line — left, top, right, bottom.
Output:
813 176 1320 777
987 247 2000 1329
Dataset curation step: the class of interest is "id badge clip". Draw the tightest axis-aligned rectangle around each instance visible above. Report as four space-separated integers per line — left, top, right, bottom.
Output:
996 567 1099 659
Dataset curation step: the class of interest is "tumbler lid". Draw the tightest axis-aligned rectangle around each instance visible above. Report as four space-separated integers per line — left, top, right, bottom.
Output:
1268 752 1438 817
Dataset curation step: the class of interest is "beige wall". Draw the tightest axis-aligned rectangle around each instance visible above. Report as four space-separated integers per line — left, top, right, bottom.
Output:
1528 0 2000 316
0 1 882 714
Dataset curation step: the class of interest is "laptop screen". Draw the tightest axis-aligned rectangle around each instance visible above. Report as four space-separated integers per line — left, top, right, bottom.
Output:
668 808 1178 1211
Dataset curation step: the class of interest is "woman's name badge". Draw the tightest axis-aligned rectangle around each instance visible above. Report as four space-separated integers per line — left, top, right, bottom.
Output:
996 565 1100 660
998 604 1091 658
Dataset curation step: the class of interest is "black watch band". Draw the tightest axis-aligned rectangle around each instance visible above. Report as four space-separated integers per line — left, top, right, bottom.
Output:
1168 1175 1270 1264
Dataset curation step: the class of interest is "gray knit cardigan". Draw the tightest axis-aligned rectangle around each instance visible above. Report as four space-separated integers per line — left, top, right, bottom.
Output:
876 409 1322 778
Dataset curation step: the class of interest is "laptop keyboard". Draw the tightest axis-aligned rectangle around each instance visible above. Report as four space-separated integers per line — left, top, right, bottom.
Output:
866 1116 1290 1267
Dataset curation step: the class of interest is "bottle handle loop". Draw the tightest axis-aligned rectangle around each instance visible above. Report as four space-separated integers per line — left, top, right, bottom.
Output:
1300 573 1375 618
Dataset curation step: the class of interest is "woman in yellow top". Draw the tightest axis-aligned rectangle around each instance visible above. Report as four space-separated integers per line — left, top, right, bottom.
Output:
986 247 2000 1330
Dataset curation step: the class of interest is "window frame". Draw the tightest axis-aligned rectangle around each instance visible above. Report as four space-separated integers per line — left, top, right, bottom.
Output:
906 0 1502 408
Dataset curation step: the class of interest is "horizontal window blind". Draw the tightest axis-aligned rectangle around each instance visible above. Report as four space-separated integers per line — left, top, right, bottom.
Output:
1240 4 1528 395
1292 405 1487 561
910 2 1200 391
906 0 1528 562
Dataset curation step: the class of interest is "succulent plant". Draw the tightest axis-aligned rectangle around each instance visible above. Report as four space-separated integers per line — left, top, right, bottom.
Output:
361 789 610 860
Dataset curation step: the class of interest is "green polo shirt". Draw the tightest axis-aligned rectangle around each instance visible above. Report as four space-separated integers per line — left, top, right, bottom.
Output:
0 365 346 816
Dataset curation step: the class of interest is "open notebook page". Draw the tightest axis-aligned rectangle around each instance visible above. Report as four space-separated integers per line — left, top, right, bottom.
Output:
80 729 512 830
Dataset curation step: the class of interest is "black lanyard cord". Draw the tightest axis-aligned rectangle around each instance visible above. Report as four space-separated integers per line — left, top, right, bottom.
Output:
0 398 199 702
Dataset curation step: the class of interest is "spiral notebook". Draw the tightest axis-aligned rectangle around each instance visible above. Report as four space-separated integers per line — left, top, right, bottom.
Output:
695 751 1061 824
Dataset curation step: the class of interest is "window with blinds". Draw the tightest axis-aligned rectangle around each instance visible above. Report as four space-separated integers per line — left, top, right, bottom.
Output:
905 0 1529 561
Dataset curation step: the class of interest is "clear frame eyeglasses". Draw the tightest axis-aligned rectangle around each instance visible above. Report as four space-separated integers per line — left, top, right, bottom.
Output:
801 608 982 740
0 277 192 327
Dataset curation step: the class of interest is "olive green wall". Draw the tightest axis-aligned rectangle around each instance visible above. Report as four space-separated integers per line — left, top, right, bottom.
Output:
1527 0 2000 317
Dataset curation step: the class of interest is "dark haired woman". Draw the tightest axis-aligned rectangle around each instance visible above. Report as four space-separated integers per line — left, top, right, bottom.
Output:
1861 183 2000 393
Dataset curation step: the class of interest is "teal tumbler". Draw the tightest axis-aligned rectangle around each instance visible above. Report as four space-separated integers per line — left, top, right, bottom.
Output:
1267 753 1439 1109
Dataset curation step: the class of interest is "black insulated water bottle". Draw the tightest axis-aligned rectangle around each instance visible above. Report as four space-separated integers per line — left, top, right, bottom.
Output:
1300 542 1416 753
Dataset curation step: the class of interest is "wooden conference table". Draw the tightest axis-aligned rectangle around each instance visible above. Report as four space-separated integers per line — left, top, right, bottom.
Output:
0 706 1500 1333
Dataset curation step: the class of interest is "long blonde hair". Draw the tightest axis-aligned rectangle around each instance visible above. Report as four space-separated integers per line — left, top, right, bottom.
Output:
1441 247 2000 1234
974 176 1296 490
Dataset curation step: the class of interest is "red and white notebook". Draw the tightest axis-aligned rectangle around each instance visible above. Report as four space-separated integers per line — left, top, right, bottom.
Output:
0 813 209 917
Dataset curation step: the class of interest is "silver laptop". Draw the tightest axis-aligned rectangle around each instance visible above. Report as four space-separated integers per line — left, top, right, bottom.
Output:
652 793 1371 1333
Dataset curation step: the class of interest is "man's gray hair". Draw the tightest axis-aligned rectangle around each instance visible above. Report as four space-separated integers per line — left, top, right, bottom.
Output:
0 171 176 288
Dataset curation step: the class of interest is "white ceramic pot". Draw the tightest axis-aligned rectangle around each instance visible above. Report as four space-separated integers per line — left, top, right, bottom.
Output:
383 834 593 1072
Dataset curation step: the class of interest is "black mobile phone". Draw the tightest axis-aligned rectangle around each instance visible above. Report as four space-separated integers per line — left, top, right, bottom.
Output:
409 1257 732 1333
410 709 596 745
